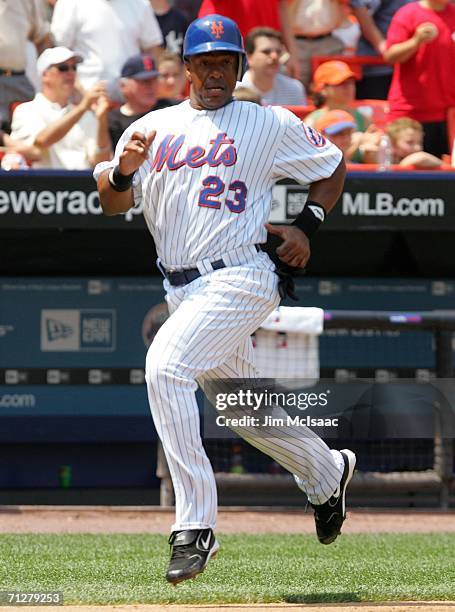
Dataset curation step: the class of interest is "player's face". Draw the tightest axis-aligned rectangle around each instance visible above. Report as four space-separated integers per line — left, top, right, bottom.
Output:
186 52 238 110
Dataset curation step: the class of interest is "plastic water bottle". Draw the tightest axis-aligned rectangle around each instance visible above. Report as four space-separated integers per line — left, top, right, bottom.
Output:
377 132 393 172
59 465 72 488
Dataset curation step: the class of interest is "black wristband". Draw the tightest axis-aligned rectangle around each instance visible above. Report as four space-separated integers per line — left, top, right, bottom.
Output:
108 166 135 192
292 200 326 239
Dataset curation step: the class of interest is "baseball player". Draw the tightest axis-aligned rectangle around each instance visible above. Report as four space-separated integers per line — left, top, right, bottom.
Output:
94 14 356 585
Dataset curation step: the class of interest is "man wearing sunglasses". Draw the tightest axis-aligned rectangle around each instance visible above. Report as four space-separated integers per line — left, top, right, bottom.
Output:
10 46 112 169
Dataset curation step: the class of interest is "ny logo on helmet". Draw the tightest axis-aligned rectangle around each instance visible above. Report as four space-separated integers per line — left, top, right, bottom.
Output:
211 21 224 39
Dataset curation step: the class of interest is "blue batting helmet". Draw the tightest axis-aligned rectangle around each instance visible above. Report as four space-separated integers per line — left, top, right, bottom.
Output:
183 14 247 80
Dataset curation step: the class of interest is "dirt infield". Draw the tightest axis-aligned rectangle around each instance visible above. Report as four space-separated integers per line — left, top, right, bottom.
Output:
0 507 454 534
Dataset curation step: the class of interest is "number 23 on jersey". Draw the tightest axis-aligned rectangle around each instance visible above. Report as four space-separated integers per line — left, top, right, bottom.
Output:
198 176 247 213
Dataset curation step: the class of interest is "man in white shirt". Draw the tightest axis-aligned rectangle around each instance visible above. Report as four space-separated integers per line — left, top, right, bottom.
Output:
50 0 163 91
0 0 50 126
10 47 112 169
292 0 345 89
240 28 307 106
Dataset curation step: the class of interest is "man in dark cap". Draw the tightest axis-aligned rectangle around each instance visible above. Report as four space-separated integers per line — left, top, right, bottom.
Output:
108 53 176 147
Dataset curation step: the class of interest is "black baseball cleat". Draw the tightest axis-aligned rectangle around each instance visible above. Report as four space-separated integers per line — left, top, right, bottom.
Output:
165 528 219 585
311 449 356 545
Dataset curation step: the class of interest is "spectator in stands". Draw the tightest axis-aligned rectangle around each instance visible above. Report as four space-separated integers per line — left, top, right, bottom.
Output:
315 109 357 160
386 117 443 168
305 60 368 131
0 0 50 130
384 0 455 157
109 54 176 148
42 0 56 20
0 152 30 171
313 108 382 162
0 127 42 165
234 86 263 105
198 0 300 78
174 0 202 23
156 52 187 102
25 0 58 93
350 0 413 99
10 47 112 169
50 0 163 93
240 28 307 106
291 0 345 89
332 12 362 56
150 0 188 56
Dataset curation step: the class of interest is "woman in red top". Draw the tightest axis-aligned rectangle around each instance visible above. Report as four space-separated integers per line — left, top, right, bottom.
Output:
198 0 300 77
384 0 455 156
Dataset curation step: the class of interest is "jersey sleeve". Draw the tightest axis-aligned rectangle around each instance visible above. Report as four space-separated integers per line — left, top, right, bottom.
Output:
271 107 343 184
386 6 414 47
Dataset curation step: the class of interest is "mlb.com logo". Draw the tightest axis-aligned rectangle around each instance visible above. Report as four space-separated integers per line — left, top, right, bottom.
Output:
41 309 116 352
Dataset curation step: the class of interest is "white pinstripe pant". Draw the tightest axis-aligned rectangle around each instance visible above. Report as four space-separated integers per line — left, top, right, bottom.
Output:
145 249 343 531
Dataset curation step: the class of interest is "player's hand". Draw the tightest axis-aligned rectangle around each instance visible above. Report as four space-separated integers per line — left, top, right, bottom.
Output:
265 223 310 269
118 130 156 175
414 22 438 44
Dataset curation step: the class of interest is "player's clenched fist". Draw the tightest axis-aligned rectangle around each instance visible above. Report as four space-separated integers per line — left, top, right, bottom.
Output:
265 223 311 269
119 130 156 175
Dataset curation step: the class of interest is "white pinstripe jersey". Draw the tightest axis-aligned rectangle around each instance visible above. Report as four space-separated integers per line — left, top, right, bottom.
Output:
94 99 342 268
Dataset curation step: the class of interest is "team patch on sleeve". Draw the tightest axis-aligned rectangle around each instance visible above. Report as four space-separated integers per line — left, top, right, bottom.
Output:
302 123 326 148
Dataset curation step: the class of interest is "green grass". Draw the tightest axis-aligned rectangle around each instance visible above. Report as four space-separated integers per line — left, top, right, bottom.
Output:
0 533 454 604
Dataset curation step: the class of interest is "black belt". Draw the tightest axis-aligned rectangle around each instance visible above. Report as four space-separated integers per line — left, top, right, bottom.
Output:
163 245 261 287
296 33 332 40
0 69 25 76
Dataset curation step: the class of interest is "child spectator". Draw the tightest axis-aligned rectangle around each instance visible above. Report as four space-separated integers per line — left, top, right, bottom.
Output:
315 109 357 160
386 117 443 168
305 60 368 131
156 52 187 102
